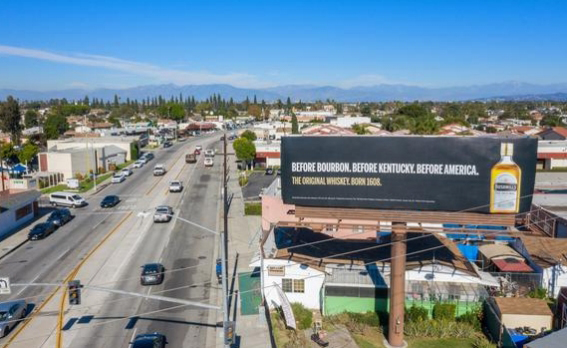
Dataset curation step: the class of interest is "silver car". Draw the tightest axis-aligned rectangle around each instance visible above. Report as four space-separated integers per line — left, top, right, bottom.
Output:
0 300 27 337
153 205 173 223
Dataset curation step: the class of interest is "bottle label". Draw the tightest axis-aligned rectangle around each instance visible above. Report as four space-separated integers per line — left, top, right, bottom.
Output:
493 173 518 211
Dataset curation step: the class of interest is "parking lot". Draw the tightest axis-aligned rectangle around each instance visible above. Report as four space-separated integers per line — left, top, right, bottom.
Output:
242 171 278 201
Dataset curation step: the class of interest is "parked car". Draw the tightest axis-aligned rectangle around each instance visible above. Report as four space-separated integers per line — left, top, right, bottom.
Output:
277 168 281 176
205 149 215 157
153 205 173 223
265 167 274 175
204 157 214 167
100 195 120 208
47 209 73 227
111 173 126 184
140 263 165 285
121 168 133 176
163 141 172 148
185 153 197 163
169 181 183 193
28 222 56 240
194 148 201 155
153 164 166 176
49 192 87 208
131 333 167 348
133 160 145 168
195 145 202 151
0 300 27 338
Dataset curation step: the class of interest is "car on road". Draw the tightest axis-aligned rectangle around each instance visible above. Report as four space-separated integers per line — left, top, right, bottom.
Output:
265 167 274 175
163 141 172 148
111 173 126 184
133 160 145 168
0 300 27 338
153 164 166 176
47 209 73 227
28 222 57 240
195 145 202 151
194 148 201 155
121 168 133 176
204 157 214 167
131 332 167 348
169 181 183 193
100 195 120 208
153 205 173 223
140 263 165 285
144 153 154 161
277 168 281 176
185 153 197 163
205 149 215 157
49 192 87 208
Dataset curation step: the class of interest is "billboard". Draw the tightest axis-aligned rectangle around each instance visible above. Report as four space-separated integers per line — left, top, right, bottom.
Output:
281 136 537 214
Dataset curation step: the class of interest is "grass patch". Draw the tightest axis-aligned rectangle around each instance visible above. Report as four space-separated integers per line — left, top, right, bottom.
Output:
40 184 69 194
408 337 477 348
245 202 262 215
78 173 113 192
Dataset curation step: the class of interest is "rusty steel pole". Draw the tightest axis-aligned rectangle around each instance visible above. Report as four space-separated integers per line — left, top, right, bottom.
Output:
387 222 407 348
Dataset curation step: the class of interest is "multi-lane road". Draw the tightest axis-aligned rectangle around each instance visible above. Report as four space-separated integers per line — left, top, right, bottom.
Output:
0 133 224 347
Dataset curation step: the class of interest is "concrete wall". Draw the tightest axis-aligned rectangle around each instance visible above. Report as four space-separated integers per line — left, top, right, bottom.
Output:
501 313 552 332
70 150 97 178
0 197 37 237
263 259 325 310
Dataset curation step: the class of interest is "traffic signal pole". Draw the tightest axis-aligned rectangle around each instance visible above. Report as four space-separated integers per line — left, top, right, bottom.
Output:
221 131 232 347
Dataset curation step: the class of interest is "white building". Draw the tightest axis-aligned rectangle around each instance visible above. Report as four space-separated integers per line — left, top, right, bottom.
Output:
47 136 138 161
537 140 567 170
0 190 41 237
331 116 371 128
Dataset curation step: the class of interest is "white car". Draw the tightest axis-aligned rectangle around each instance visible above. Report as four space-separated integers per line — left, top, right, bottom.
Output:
133 160 145 168
195 145 203 151
153 164 166 176
111 173 126 184
169 181 183 193
121 168 133 176
204 157 214 167
204 149 215 157
153 205 173 223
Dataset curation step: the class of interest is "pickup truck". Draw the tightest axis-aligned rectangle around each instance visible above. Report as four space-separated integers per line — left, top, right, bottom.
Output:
185 153 197 163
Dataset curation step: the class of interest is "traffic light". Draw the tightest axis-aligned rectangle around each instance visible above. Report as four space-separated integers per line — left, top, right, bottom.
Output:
68 280 82 305
224 321 235 345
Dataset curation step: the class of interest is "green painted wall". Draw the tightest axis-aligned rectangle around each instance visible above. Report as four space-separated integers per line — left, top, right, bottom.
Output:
325 296 480 317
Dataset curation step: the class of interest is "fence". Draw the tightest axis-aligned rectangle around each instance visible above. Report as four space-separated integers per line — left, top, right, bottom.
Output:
489 272 542 296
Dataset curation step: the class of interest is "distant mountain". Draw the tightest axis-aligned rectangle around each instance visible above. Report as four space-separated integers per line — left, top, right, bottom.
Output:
2 81 567 102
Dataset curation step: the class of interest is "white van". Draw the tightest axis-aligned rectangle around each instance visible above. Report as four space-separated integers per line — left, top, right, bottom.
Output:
49 192 87 208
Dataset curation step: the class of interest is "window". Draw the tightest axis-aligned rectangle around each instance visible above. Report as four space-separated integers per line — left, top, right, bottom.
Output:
282 278 304 293
268 266 285 276
325 224 337 233
353 225 364 234
15 204 33 221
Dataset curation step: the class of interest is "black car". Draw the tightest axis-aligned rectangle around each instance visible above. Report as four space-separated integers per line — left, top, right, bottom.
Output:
265 168 274 175
28 222 56 240
100 195 120 208
47 209 73 227
131 333 167 348
140 263 165 285
163 141 172 148
142 153 154 161
277 168 281 176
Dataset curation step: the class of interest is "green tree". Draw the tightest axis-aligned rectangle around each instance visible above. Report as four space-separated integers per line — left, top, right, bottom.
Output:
352 123 369 135
240 130 257 142
0 96 23 145
24 109 39 128
233 138 256 164
0 142 17 163
291 113 299 134
44 113 69 139
157 102 185 122
17 143 39 164
360 105 372 116
541 115 564 127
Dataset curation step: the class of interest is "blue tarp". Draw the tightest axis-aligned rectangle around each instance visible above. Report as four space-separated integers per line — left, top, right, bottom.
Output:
10 163 26 173
457 244 479 261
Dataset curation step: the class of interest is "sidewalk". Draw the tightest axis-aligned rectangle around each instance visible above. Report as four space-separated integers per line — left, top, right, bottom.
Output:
216 147 272 348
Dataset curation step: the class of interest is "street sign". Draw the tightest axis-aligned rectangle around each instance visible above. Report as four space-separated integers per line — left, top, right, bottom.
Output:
0 277 11 295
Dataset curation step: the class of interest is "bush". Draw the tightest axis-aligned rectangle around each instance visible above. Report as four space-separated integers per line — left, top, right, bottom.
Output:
245 203 262 215
290 303 312 330
404 319 477 338
432 303 456 321
472 333 496 348
406 305 429 322
528 287 547 299
457 308 482 329
347 311 380 327
239 176 249 187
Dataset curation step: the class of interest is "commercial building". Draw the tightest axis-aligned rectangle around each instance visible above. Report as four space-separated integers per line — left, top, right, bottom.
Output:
255 141 281 168
0 189 41 237
537 140 567 170
46 136 139 161
331 116 371 128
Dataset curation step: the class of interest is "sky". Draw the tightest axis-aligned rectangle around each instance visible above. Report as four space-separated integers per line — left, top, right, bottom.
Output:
1 0 567 90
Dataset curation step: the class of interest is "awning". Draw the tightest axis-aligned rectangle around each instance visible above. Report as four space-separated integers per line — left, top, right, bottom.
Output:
493 259 533 272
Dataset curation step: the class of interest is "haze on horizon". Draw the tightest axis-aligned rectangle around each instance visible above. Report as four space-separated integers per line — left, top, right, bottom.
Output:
1 0 566 91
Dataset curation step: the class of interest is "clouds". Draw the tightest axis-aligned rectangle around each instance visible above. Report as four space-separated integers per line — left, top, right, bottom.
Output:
0 45 268 88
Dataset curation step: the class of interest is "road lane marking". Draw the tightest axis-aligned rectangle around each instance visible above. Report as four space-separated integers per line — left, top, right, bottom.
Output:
15 247 71 297
129 328 138 345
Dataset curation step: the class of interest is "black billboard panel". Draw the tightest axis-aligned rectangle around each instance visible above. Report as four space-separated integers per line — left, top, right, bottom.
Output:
281 136 537 214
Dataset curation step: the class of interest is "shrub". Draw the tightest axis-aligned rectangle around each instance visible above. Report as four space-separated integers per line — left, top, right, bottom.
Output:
528 287 547 299
405 305 429 322
432 303 456 321
245 203 262 215
404 319 477 338
290 303 312 330
472 333 496 348
347 311 380 327
239 176 249 186
457 308 482 329
74 172 84 180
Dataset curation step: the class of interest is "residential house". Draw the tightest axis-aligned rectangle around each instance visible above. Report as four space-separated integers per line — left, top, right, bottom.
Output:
538 127 567 141
477 243 533 273
301 125 355 136
488 297 553 338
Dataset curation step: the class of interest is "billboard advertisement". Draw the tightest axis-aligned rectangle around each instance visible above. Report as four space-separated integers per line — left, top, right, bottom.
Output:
281 136 537 214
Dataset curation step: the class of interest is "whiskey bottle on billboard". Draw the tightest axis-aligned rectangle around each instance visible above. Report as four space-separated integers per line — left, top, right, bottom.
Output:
490 142 521 213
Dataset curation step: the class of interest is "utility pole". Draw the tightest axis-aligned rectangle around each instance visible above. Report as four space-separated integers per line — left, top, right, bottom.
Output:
222 130 231 348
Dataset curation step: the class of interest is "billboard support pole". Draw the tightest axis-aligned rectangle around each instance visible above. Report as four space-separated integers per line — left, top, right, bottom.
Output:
386 222 408 348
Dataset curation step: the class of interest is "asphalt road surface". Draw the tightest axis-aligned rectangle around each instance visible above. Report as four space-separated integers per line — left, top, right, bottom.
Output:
0 133 222 347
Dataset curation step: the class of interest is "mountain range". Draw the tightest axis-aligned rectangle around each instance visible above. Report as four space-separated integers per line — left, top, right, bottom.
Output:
2 82 567 102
